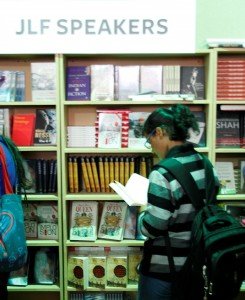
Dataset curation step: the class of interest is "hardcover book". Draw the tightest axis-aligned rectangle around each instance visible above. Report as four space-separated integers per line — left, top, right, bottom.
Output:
67 255 89 289
66 66 91 100
180 66 205 99
215 161 236 195
88 254 106 289
106 254 127 288
69 201 98 241
31 62 56 101
11 113 36 146
37 204 58 240
98 201 128 241
34 108 57 145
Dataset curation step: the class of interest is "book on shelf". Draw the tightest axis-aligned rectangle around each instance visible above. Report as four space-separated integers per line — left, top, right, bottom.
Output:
33 247 57 284
98 201 128 241
15 71 25 102
23 202 38 239
140 65 162 94
88 254 106 289
11 113 36 146
114 65 140 100
123 206 137 239
0 70 17 102
67 255 89 289
67 126 96 147
128 111 151 148
109 173 149 206
215 161 236 195
162 65 181 95
128 249 142 284
37 203 58 240
187 110 206 147
106 253 127 288
66 65 91 100
69 201 98 241
97 112 122 148
180 66 205 100
240 161 245 193
0 108 10 137
8 259 29 286
90 64 114 101
216 111 240 147
31 62 56 101
34 108 56 145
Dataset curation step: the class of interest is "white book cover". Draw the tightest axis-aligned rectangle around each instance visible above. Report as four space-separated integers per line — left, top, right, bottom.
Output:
0 70 16 102
31 62 56 101
215 162 236 195
98 112 122 148
140 65 162 94
69 201 98 241
109 173 149 206
240 161 245 193
128 111 150 148
37 204 58 239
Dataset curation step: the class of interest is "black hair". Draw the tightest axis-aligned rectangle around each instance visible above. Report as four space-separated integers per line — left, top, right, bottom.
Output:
143 104 199 141
1 135 32 190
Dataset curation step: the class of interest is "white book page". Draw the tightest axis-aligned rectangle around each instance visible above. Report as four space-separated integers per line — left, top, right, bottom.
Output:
109 173 149 206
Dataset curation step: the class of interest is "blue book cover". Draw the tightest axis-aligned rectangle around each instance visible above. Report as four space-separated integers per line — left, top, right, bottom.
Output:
66 66 91 100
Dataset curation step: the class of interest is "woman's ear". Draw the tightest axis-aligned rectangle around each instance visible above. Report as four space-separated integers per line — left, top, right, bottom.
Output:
155 127 165 136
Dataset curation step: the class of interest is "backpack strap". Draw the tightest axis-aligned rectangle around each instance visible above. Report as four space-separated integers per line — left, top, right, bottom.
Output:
0 145 14 194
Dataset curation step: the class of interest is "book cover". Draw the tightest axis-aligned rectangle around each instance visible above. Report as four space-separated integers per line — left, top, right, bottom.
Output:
128 250 142 284
0 70 16 102
115 65 140 100
123 206 137 239
34 108 56 145
215 162 236 195
31 62 56 101
8 259 29 286
140 65 162 94
69 201 98 241
98 201 127 241
216 111 240 147
88 255 106 289
109 173 149 206
23 202 38 238
15 71 25 102
187 110 206 147
106 254 127 288
66 66 91 100
180 66 205 99
34 247 57 284
90 64 114 101
11 113 36 146
128 112 151 148
21 158 37 194
37 204 59 240
240 161 245 193
97 112 122 148
67 255 89 289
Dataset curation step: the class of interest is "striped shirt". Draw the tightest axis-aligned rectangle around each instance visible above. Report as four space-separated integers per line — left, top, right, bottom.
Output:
139 143 220 281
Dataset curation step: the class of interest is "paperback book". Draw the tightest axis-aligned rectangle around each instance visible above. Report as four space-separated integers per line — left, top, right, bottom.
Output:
11 113 36 146
109 173 149 206
215 161 236 195
128 111 150 148
37 204 58 240
67 255 89 289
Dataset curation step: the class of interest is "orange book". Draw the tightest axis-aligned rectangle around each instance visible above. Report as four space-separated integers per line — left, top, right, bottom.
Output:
124 157 130 184
68 157 74 193
85 157 96 192
109 157 114 192
114 157 120 182
11 113 36 146
129 157 135 176
140 157 147 178
91 157 100 192
73 157 79 193
104 157 110 193
98 157 105 193
80 157 91 192
119 157 124 185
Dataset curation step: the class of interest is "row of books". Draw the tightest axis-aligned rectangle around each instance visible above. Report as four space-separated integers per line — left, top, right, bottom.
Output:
216 110 245 148
10 108 57 146
69 201 144 242
66 64 205 101
8 247 58 286
0 62 56 102
67 155 153 193
69 292 127 300
68 247 142 289
23 202 58 240
217 56 245 100
23 158 57 194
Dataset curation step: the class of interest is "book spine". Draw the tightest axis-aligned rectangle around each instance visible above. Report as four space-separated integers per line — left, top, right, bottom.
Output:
81 157 91 192
68 157 74 193
85 157 96 193
114 157 120 182
119 157 124 185
124 157 130 184
91 157 100 192
36 159 43 193
98 157 105 193
109 157 114 192
129 157 135 176
73 156 79 193
104 157 110 193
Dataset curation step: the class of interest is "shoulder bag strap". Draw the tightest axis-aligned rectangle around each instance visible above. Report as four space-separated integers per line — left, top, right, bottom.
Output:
0 145 14 194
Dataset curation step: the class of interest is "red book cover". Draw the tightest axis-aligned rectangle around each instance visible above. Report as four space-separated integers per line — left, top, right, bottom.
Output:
11 113 36 146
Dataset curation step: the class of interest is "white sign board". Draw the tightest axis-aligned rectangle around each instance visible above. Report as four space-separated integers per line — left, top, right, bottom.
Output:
0 0 196 54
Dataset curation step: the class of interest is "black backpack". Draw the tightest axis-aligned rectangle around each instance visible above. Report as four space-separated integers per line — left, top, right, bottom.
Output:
160 155 245 300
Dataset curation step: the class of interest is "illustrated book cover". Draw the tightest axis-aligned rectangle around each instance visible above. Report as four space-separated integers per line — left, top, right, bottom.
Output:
109 173 149 206
69 201 98 241
215 161 236 195
67 255 89 289
34 108 57 145
98 201 127 241
37 204 58 240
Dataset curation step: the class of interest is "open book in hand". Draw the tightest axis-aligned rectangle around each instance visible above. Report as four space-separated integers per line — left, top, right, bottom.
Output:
109 173 149 206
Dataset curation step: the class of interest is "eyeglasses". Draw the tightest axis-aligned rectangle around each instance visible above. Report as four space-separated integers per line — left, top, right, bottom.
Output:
144 129 156 149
